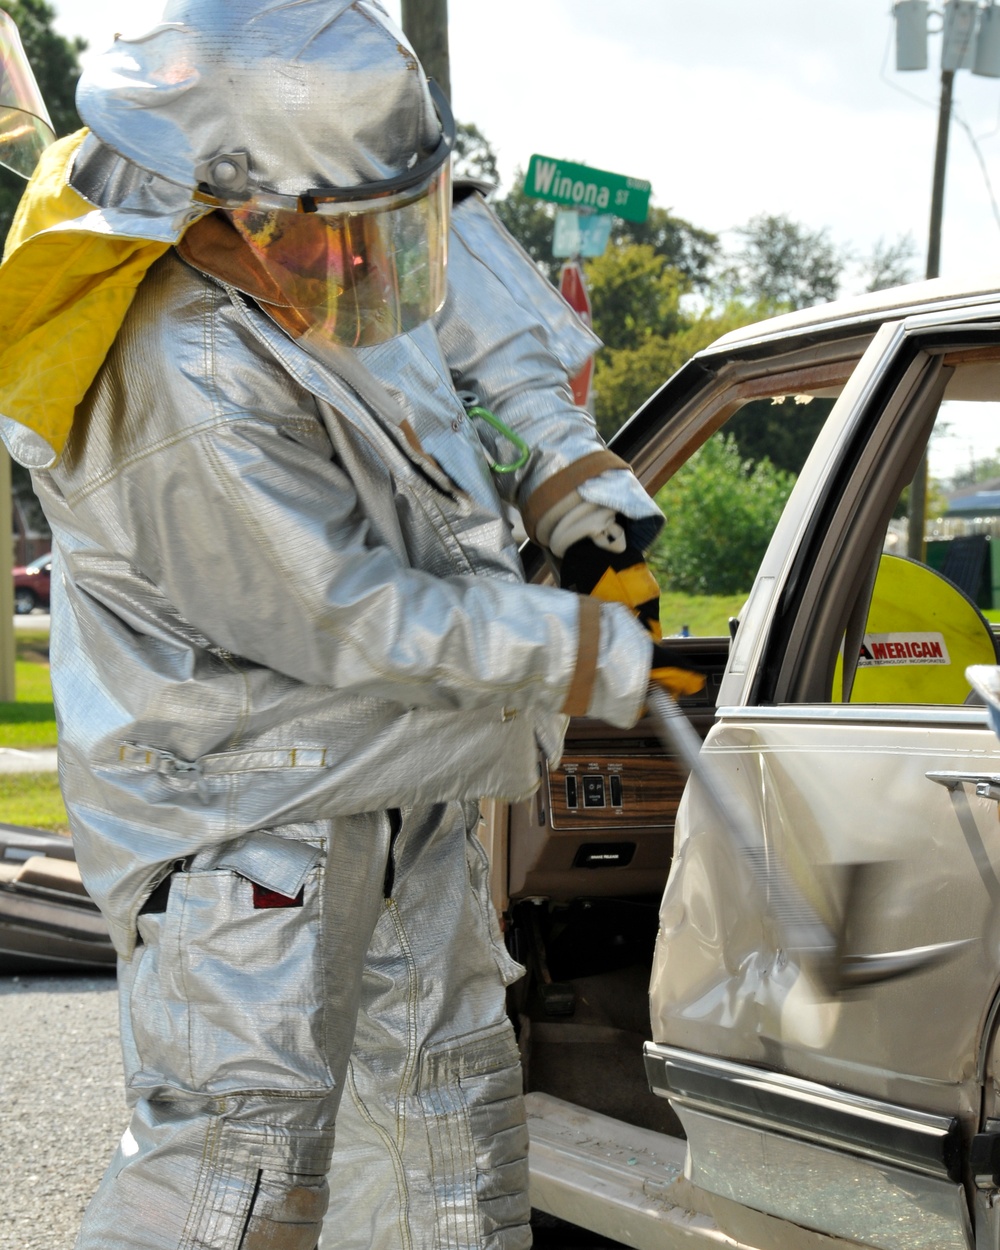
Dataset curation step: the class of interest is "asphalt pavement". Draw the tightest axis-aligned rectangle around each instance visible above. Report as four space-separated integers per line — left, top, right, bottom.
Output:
0 973 122 1250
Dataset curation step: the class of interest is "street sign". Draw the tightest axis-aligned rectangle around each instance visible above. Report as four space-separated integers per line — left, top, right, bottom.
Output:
526 154 651 224
552 210 614 259
558 261 594 409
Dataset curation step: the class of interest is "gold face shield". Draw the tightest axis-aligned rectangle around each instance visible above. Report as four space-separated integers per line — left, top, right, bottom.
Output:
226 163 451 347
0 9 55 179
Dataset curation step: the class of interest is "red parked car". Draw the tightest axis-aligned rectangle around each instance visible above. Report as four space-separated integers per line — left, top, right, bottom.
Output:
12 552 51 614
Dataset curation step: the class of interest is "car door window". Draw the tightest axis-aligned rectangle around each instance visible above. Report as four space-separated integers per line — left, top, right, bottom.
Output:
837 346 1000 705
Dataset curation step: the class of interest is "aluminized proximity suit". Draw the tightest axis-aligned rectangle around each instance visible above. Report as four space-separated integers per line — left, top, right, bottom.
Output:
0 6 663 1249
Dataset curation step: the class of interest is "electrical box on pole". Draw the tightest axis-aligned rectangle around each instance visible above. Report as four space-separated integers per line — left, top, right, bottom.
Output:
895 0 929 70
975 4 1000 77
942 0 977 70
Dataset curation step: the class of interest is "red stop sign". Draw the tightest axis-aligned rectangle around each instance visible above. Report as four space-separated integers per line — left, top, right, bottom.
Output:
558 261 594 410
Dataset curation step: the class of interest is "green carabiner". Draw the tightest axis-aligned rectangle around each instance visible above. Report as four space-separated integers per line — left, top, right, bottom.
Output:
465 405 531 474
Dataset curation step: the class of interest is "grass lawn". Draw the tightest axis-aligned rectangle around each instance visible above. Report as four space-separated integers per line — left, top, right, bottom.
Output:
0 628 66 831
0 629 58 748
0 772 69 833
659 591 747 638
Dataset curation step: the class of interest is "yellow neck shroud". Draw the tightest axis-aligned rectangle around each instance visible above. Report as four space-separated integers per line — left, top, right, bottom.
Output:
0 129 173 460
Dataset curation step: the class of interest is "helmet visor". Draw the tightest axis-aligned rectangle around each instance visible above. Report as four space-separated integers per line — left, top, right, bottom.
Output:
227 164 450 347
0 10 55 179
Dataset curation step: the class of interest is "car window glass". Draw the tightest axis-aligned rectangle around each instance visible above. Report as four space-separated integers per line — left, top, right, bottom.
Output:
841 352 1000 705
646 391 834 639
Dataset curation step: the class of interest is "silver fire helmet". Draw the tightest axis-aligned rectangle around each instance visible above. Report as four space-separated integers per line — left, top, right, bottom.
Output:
76 0 455 344
0 9 55 179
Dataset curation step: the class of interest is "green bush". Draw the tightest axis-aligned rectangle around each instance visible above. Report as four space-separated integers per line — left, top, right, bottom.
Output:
649 434 795 596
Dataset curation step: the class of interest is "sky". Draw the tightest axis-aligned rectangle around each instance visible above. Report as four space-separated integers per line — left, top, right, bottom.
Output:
46 0 1000 289
41 0 1000 476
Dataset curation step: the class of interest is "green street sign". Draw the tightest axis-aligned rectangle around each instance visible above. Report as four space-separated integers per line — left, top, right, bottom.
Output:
525 154 651 224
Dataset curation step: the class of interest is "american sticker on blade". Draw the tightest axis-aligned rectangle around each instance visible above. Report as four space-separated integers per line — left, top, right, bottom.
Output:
857 632 950 666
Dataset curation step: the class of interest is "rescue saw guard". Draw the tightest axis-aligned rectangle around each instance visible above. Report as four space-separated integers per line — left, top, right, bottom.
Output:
0 3 700 1247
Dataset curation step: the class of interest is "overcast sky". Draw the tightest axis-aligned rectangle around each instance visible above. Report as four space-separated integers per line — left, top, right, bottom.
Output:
46 0 1000 291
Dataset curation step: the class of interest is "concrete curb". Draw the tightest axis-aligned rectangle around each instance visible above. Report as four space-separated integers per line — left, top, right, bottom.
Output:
0 747 58 773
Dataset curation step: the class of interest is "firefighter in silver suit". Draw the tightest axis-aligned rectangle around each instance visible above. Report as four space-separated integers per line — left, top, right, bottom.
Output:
0 3 671 1247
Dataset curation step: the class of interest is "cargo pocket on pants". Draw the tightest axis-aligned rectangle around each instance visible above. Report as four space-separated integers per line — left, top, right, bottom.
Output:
418 1021 530 1250
125 858 332 1095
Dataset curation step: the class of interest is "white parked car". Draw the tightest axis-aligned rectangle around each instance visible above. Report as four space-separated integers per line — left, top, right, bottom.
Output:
484 274 1000 1250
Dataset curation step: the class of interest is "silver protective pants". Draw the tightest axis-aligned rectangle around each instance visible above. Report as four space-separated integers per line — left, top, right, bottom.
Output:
76 804 529 1250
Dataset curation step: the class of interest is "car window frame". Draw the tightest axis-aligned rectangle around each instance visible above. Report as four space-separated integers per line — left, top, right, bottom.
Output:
754 319 1000 708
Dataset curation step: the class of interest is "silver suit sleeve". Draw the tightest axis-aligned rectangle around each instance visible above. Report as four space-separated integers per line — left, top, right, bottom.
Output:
438 195 663 542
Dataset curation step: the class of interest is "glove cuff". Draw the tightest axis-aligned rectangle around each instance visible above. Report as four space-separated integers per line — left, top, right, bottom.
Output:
562 602 651 728
521 450 632 541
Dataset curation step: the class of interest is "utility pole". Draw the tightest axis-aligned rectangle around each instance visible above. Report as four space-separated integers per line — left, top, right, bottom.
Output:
400 0 451 102
926 68 955 281
907 66 955 560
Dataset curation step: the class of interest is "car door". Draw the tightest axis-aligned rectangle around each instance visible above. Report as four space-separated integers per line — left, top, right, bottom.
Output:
647 309 1000 1250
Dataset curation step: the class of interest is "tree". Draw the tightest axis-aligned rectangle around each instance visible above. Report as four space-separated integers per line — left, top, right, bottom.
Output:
609 206 719 293
6 0 82 136
591 300 762 440
648 434 795 596
725 395 834 477
0 0 84 249
452 122 499 188
856 234 918 293
946 450 1000 490
591 335 688 440
492 174 722 293
582 246 766 439
718 213 844 310
585 243 685 352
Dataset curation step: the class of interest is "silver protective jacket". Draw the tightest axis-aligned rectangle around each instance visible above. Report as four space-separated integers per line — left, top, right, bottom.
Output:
7 192 657 960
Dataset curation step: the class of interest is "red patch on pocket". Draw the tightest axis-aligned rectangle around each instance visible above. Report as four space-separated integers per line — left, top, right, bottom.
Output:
252 882 304 909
